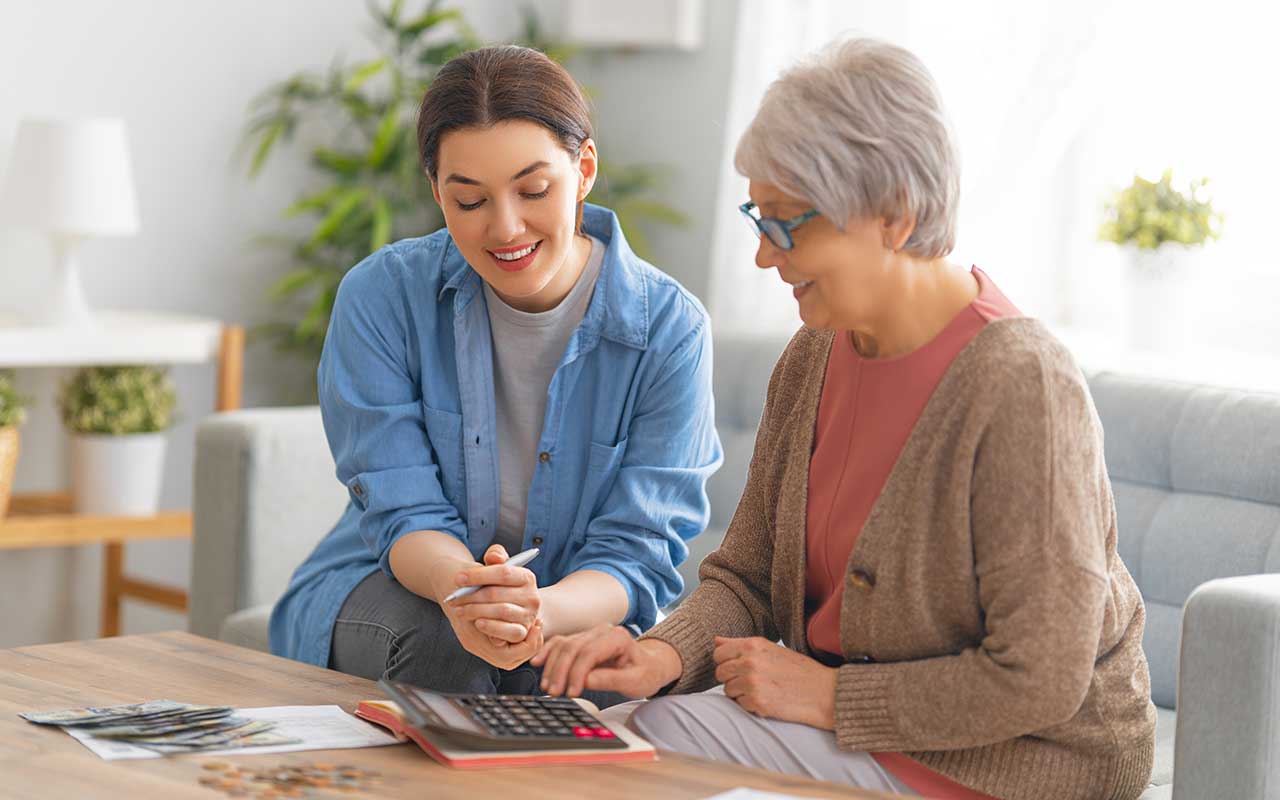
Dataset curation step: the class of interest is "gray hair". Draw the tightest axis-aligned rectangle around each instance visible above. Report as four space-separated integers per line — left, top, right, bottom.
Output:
735 37 960 258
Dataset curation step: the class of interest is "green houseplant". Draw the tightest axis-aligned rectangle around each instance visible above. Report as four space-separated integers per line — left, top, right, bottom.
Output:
0 370 29 519
1098 169 1222 251
58 366 178 515
1098 169 1224 352
242 1 686 363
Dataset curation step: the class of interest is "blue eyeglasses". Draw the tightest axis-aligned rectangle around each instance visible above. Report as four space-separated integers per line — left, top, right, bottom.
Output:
739 201 820 251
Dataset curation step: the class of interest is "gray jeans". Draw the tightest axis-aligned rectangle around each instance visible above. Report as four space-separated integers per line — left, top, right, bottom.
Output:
328 569 628 709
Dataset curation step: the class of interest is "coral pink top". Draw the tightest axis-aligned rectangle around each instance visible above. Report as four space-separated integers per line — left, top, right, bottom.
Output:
805 267 1019 799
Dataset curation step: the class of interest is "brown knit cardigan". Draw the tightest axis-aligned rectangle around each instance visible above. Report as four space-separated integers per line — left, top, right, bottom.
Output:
642 319 1157 800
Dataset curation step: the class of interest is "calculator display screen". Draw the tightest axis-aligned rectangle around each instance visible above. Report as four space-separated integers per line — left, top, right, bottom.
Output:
407 687 485 734
377 680 628 751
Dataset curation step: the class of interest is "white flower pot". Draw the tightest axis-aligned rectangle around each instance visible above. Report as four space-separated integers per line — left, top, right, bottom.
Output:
70 432 167 515
1125 244 1198 352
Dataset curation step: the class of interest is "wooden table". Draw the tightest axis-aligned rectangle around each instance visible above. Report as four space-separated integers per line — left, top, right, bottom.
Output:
0 312 244 638
0 632 887 799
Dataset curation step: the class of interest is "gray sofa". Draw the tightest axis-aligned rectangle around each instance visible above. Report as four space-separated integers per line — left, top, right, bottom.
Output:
191 335 1280 799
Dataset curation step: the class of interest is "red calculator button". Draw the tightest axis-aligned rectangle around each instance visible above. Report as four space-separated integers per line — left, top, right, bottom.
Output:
593 728 615 738
573 727 593 738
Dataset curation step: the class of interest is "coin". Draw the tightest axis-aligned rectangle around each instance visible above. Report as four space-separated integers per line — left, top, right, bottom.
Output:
196 757 379 799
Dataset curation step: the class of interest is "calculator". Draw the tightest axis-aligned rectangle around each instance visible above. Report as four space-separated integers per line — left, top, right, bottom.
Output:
377 679 628 751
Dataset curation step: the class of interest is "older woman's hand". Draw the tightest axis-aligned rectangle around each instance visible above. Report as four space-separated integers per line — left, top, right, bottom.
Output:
714 636 838 730
532 624 683 699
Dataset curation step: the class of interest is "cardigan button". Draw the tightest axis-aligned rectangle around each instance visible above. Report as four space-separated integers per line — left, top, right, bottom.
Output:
847 570 876 593
538 451 551 464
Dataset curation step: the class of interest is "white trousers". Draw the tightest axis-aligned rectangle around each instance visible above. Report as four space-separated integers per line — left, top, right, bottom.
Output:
600 687 919 796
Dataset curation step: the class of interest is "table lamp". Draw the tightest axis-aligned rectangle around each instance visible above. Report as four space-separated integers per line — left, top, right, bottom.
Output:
0 118 140 326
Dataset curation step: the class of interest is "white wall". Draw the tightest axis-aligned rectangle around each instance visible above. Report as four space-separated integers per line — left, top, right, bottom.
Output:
560 0 741 299
0 1 740 647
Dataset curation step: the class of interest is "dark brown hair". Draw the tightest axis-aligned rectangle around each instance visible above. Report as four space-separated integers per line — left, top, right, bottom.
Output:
417 46 593 227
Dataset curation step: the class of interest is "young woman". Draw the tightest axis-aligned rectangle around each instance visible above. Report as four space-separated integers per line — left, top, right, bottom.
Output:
269 45 722 708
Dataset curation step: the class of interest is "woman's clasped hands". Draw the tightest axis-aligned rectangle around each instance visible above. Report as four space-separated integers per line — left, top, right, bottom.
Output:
442 544 544 670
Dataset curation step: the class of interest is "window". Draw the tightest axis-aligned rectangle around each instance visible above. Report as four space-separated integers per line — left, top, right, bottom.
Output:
710 0 1280 367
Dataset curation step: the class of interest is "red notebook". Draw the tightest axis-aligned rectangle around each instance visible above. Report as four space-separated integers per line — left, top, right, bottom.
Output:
355 700 657 769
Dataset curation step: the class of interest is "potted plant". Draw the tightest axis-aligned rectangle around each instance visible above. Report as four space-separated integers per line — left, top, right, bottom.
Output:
1098 169 1223 351
0 370 30 519
59 366 178 515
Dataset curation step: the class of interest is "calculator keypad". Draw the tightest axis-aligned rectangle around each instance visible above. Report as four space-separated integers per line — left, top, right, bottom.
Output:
455 695 619 742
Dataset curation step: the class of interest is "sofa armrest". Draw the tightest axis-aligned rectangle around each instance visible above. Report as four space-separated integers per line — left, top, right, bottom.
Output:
189 407 348 640
1173 574 1280 800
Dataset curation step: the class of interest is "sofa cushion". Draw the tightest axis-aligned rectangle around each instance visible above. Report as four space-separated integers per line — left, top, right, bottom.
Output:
219 605 272 654
705 431 755 530
1088 373 1280 710
707 336 790 532
1138 784 1172 800
711 336 787 435
1151 706 1175 786
673 526 728 606
192 407 347 640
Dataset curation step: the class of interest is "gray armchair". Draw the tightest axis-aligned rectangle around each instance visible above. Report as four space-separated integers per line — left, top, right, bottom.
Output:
190 407 347 652
1087 373 1280 799
191 339 1280 799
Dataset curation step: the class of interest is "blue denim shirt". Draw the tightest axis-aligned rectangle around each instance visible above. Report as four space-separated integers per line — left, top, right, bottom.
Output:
269 204 723 667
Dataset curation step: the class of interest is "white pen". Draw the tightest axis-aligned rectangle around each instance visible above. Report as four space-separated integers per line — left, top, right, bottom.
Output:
443 547 541 603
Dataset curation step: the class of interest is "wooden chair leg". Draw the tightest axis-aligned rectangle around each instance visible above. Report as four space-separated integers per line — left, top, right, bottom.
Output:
101 542 123 638
217 325 245 413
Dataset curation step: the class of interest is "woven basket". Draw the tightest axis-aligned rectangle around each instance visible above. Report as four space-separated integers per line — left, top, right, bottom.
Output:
0 427 18 519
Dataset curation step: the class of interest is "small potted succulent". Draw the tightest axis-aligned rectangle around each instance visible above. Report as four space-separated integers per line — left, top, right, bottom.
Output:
59 366 178 515
0 370 30 518
1098 169 1223 351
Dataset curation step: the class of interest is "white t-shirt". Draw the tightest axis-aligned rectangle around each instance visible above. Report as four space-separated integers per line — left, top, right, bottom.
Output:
481 235 606 555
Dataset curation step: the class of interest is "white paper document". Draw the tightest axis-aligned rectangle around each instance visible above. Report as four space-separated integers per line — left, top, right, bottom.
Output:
66 705 402 761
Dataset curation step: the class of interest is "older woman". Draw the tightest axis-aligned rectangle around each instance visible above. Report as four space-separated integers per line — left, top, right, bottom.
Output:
532 37 1157 799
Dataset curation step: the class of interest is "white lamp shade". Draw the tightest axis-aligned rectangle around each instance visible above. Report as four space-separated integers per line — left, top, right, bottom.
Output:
0 118 139 236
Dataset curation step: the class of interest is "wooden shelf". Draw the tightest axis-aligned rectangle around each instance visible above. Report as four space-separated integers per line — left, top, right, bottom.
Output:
0 492 191 550
0 310 224 368
0 319 243 638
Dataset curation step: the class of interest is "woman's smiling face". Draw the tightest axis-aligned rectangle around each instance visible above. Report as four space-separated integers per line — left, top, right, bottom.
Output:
432 120 597 312
749 179 905 332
